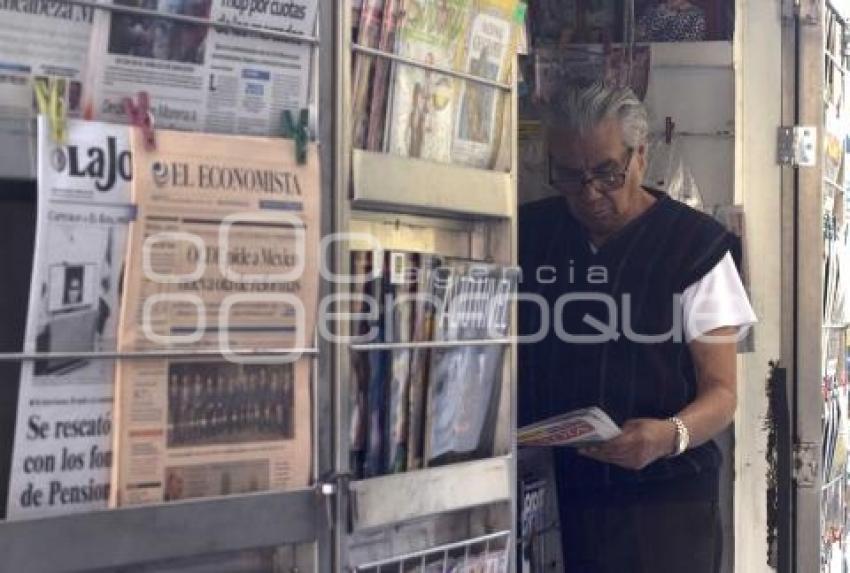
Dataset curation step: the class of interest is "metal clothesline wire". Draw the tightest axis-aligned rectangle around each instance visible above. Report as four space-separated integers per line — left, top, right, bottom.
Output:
54 0 320 45
349 338 512 352
0 347 319 362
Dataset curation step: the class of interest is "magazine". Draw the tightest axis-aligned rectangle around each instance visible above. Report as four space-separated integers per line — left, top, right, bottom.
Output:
518 447 564 573
450 0 518 169
362 258 388 478
528 0 618 45
386 0 520 169
517 406 621 447
112 128 320 506
351 0 385 149
386 0 472 164
348 250 376 479
0 2 94 178
425 263 515 466
405 253 441 471
6 118 132 519
365 0 404 151
532 44 650 104
83 0 317 135
385 251 417 473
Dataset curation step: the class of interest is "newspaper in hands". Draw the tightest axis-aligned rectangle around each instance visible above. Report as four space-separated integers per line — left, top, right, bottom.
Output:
517 407 621 447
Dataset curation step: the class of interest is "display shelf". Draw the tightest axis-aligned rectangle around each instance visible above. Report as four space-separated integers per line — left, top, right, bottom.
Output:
0 489 320 573
351 150 514 219
348 456 512 532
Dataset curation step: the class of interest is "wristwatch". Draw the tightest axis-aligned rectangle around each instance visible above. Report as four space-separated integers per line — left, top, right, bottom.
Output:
667 416 690 457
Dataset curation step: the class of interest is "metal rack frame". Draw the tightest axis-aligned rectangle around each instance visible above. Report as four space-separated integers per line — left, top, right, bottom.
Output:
785 0 845 570
333 1 519 571
354 530 511 572
0 0 336 570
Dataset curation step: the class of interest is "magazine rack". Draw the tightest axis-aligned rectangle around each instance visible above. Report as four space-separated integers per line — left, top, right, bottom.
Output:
0 0 520 570
332 1 518 571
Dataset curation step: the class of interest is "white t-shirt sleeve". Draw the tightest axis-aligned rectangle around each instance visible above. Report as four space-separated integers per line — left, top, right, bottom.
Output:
681 252 758 343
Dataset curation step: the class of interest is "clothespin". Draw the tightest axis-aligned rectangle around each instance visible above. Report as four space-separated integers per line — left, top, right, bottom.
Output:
123 91 156 151
281 108 309 165
34 78 67 144
665 117 675 145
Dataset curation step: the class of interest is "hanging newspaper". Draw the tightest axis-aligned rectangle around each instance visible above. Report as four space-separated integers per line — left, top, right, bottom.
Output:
113 129 319 506
517 406 621 447
450 0 518 169
7 118 133 519
0 2 94 178
83 0 317 136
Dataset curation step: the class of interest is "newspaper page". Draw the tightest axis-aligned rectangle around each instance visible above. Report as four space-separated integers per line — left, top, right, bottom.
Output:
517 406 621 447
114 128 319 506
0 1 94 178
6 118 133 519
83 0 317 136
386 0 472 164
450 0 517 169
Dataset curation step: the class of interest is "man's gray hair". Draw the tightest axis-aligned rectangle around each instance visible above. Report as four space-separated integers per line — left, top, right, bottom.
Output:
548 81 649 148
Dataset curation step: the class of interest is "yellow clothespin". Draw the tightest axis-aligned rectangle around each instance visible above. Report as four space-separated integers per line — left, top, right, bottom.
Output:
33 78 67 145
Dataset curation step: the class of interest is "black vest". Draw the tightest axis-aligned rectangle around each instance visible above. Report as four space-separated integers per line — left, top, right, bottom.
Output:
518 189 740 498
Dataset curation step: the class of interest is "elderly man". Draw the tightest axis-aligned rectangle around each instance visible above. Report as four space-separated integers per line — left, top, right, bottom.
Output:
518 81 756 572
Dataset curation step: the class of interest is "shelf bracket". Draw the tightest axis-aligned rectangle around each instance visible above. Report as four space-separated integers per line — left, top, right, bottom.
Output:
777 126 817 167
792 442 819 488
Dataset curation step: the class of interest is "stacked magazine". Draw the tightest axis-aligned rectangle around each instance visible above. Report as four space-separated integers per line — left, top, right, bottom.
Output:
349 250 515 479
351 0 522 170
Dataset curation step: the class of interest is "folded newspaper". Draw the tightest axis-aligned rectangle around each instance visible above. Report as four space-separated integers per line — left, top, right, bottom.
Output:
517 407 621 447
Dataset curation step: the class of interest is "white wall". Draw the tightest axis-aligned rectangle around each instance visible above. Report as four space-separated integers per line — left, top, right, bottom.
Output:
734 0 784 570
642 42 735 211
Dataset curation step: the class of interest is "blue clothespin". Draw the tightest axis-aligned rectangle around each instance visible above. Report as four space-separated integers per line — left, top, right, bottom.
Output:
282 108 308 165
33 78 67 144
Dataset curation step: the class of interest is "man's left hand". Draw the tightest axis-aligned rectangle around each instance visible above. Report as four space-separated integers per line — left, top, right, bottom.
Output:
577 418 676 470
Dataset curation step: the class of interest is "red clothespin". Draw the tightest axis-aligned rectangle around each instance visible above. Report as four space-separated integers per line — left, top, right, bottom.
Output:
123 91 156 151
665 116 675 145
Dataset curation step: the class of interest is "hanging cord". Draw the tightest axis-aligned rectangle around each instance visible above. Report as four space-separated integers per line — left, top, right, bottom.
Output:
624 0 636 88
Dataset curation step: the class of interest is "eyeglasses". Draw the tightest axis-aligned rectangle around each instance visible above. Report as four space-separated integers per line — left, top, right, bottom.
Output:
548 148 634 195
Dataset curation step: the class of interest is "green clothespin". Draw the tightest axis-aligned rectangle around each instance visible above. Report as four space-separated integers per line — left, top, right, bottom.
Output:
34 78 67 144
281 108 309 165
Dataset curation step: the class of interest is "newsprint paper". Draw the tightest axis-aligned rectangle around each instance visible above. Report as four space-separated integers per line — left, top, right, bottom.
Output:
0 0 94 178
7 118 133 519
83 0 317 136
113 129 319 506
517 407 621 447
